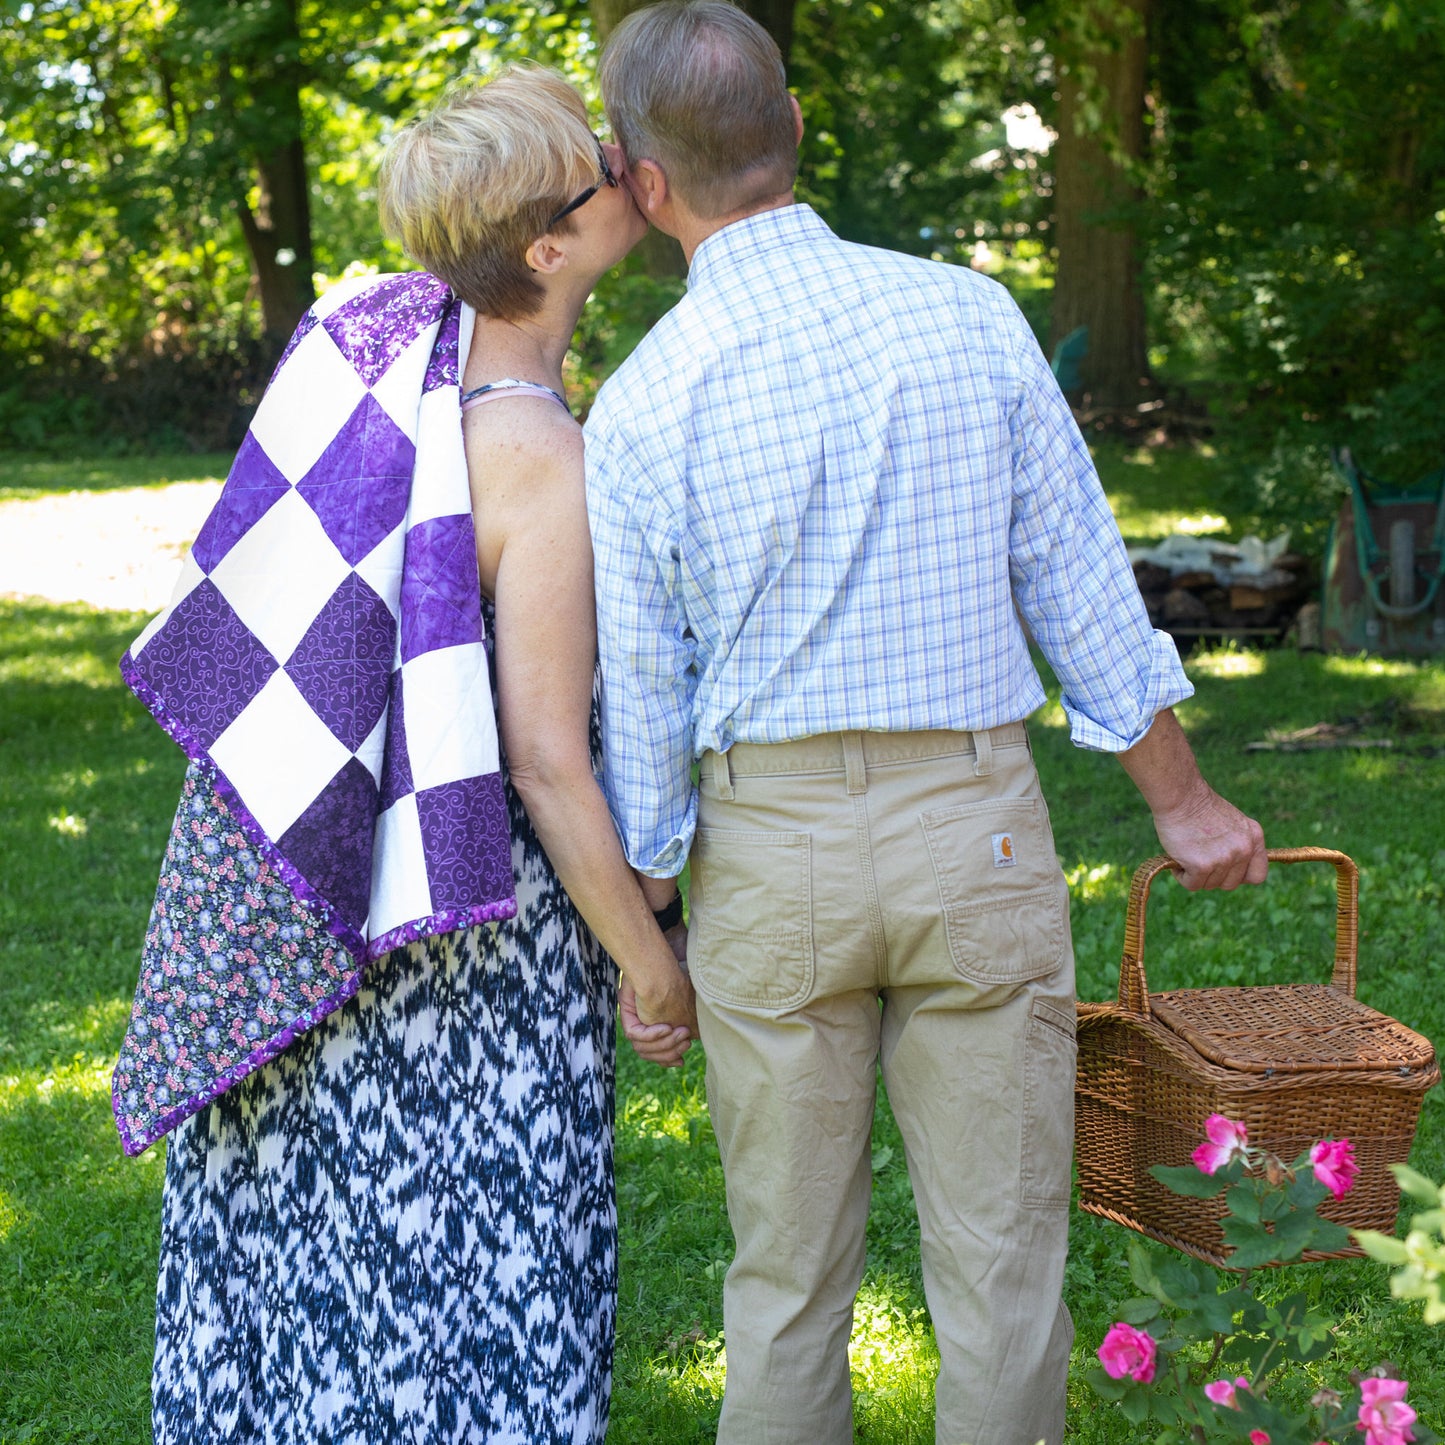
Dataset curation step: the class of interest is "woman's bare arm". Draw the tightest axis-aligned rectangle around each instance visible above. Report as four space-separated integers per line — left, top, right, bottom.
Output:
468 402 697 1060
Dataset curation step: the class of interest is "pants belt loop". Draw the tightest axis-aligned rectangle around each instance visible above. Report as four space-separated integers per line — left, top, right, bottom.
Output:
714 748 735 801
843 732 867 795
972 727 994 778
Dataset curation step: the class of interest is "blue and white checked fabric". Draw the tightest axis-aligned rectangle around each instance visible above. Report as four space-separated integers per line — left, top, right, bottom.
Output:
585 204 1191 875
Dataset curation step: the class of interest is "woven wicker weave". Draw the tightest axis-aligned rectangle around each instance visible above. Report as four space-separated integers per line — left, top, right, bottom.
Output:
1075 846 1439 1267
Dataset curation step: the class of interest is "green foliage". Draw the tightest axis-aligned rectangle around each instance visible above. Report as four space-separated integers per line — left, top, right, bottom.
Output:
0 0 578 451
791 0 1047 262
1090 1141 1437 1443
1145 0 1445 501
1356 1165 1445 1327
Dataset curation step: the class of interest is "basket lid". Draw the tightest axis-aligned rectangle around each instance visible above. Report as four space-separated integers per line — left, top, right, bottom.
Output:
1148 984 1437 1074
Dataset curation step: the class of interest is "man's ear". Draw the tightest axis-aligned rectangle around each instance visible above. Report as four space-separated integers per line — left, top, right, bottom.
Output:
790 94 804 146
629 158 669 217
524 234 567 275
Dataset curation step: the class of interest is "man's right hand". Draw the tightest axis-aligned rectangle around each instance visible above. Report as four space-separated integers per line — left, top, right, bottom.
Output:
1119 707 1269 891
1151 786 1268 891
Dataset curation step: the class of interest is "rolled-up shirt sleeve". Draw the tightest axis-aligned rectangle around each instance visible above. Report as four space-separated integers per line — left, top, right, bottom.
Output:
1002 304 1193 751
585 408 699 875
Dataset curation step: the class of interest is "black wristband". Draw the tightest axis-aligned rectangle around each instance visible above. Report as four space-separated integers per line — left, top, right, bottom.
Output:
651 892 684 931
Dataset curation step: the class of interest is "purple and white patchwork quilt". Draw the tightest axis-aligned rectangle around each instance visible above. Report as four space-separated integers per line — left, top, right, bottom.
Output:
114 272 517 1153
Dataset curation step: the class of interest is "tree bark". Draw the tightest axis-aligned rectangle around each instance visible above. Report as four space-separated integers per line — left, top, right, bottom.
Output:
1049 0 1153 408
229 0 315 345
236 133 315 346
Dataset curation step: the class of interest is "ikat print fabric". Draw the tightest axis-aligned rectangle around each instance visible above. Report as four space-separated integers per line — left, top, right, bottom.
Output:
151 722 618 1444
115 273 516 1155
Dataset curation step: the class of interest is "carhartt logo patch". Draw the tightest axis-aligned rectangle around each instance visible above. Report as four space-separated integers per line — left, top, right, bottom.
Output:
991 832 1016 868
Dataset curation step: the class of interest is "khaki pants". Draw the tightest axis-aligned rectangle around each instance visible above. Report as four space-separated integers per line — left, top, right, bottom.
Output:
689 726 1076 1445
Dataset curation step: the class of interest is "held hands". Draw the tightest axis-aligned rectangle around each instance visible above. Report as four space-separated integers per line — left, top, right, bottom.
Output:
1151 784 1269 892
620 923 698 1068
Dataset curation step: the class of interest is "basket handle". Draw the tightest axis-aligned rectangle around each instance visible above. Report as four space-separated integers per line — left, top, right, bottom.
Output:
1117 846 1359 1016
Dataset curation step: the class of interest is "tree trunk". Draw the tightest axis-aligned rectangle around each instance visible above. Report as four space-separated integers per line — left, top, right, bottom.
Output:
230 0 315 344
1049 0 1153 408
589 0 797 281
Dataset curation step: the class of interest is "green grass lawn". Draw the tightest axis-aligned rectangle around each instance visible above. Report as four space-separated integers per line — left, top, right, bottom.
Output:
0 454 232 506
2 449 1443 1443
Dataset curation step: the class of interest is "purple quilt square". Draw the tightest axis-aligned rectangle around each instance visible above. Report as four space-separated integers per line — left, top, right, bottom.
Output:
399 514 483 663
278 756 380 936
287 573 397 751
275 307 321 374
297 395 415 566
379 669 413 809
415 774 513 911
131 580 278 747
191 435 292 572
422 305 462 393
321 273 451 388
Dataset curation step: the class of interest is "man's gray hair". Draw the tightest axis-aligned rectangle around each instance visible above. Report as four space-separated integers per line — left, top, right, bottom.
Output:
599 1 797 220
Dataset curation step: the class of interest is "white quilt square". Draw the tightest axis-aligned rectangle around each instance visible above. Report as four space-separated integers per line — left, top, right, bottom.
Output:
209 490 352 662
398 643 500 792
310 272 385 322
405 390 472 528
352 521 405 628
210 671 354 839
248 326 369 483
369 326 436 444
355 707 388 787
369 794 432 940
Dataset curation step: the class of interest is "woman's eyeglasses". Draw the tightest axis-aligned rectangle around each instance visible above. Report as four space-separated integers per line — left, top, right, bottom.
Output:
546 137 618 229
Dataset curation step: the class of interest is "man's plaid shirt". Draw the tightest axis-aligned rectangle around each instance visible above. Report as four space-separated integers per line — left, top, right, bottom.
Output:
585 204 1190 876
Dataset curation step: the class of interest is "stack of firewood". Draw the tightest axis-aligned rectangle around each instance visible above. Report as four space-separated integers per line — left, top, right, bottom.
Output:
1132 551 1314 641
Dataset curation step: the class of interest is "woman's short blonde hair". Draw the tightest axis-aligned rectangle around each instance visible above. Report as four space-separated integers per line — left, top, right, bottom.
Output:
378 65 599 319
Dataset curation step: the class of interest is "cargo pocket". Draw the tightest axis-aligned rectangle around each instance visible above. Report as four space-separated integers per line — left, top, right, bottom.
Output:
920 798 1068 984
1021 997 1077 1209
689 827 814 1010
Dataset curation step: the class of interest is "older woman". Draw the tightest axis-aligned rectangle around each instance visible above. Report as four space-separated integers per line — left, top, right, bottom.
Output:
116 65 694 1445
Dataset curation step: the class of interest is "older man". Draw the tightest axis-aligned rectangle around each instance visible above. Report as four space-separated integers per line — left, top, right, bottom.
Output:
585 5 1268 1441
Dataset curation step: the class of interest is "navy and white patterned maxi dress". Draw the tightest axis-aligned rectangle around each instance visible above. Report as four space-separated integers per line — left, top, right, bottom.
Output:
149 635 618 1445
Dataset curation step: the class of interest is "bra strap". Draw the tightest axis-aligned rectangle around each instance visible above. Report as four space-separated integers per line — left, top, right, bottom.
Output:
460 378 569 413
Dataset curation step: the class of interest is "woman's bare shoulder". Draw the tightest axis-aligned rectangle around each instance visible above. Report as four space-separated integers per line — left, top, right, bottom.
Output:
465 402 583 505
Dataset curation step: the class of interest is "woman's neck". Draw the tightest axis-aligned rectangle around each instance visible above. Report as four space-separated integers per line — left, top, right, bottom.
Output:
467 289 587 391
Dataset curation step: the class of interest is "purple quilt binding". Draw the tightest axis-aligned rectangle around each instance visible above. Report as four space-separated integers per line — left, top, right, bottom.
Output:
113 273 518 1155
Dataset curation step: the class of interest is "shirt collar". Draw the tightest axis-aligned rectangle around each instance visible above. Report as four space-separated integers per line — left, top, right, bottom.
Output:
687 203 833 291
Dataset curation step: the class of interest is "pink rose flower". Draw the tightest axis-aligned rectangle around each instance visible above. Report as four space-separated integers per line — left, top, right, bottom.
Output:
1204 1376 1251 1408
1192 1114 1250 1174
1310 1137 1360 1199
1357 1377 1417 1445
1097 1322 1157 1383
1249 1432 1271 1445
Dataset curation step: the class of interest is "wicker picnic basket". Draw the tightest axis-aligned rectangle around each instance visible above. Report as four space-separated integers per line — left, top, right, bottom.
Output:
1075 846 1438 1267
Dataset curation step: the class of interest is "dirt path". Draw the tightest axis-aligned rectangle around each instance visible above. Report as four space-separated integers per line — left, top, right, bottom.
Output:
0 481 223 614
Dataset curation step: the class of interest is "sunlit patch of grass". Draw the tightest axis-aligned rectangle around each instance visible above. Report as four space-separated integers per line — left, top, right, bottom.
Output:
1091 440 1240 545
1031 695 1068 729
1189 646 1267 679
618 1077 711 1144
849 1279 936 1379
0 451 231 503
1065 860 1121 901
0 1186 23 1242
